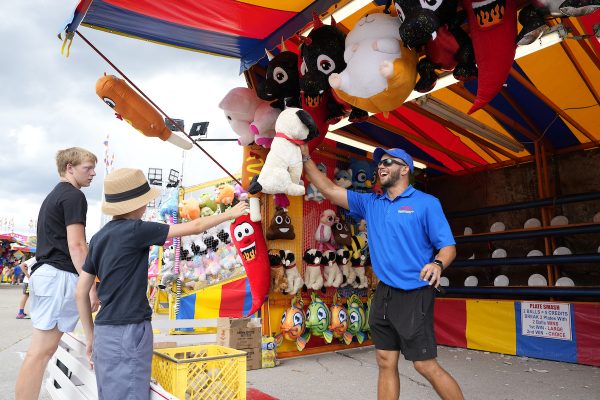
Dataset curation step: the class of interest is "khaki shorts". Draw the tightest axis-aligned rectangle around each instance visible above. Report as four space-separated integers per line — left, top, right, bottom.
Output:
29 264 79 332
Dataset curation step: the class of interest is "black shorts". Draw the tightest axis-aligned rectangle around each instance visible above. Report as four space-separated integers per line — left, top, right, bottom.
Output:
369 281 437 361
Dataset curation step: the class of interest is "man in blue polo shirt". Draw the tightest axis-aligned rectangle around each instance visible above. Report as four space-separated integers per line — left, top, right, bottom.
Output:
301 145 463 400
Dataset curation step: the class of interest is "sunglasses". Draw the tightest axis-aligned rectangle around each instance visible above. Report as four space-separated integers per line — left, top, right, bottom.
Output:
378 158 407 168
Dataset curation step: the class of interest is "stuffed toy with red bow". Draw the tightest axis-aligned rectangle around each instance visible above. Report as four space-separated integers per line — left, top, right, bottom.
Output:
247 108 318 196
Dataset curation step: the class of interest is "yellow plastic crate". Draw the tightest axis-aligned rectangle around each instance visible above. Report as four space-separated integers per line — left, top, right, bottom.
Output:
152 345 247 400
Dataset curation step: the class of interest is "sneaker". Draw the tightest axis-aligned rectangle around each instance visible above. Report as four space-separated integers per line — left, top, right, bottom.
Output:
16 313 28 319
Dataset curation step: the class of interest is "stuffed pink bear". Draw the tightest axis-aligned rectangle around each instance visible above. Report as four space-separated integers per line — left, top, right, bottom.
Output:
218 87 280 147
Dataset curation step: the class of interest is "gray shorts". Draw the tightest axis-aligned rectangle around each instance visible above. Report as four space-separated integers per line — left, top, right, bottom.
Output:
29 264 79 332
93 320 153 400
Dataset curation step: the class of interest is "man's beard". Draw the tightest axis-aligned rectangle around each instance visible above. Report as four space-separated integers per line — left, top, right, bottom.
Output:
380 169 401 189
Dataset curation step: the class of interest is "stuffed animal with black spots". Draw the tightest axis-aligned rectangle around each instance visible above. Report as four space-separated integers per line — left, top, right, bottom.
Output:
302 248 324 291
269 249 288 294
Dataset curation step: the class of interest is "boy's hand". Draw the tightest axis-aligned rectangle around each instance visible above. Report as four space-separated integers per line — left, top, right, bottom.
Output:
227 200 249 219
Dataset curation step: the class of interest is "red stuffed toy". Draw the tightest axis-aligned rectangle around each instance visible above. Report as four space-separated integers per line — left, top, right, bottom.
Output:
462 0 517 114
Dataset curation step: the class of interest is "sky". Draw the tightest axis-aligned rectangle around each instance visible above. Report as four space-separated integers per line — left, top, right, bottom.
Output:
0 1 247 238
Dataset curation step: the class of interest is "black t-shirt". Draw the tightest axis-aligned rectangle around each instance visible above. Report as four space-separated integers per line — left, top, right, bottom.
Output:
33 182 88 275
83 219 169 325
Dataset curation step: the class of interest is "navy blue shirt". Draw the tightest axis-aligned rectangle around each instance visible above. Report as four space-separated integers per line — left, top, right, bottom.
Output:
83 219 169 325
348 185 455 290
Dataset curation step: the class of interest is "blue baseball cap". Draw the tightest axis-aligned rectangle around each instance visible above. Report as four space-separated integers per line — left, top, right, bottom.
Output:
373 148 414 173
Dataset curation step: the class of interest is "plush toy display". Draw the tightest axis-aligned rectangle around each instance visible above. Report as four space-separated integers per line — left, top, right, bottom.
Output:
275 294 308 351
517 0 600 45
329 8 418 114
334 167 353 188
218 87 280 147
198 193 218 213
282 250 304 295
268 249 289 294
328 292 352 345
305 163 327 202
215 184 236 206
258 41 301 109
462 0 517 113
230 214 270 316
346 294 368 343
322 250 343 288
304 292 333 343
159 190 179 223
302 248 324 291
349 158 377 193
247 108 319 196
261 336 277 368
352 252 369 289
266 207 296 240
337 248 357 288
95 74 191 150
332 220 353 247
314 209 337 252
179 198 200 221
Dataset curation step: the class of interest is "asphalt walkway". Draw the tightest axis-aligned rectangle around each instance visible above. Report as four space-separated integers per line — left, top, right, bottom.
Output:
0 284 598 399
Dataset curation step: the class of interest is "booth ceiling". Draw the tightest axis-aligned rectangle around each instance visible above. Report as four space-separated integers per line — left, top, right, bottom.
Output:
67 0 600 175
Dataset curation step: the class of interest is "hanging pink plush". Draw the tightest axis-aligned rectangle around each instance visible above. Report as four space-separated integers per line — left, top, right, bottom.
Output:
462 0 517 114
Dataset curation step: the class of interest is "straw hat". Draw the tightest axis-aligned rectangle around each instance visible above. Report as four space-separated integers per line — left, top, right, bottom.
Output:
101 168 161 216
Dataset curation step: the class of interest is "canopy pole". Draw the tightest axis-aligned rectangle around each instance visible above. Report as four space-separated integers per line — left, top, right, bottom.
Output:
75 30 242 187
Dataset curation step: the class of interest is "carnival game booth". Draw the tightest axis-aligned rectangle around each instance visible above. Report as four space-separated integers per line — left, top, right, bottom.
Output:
65 0 600 368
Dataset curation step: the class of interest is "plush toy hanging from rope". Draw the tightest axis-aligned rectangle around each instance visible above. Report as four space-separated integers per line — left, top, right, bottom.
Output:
95 74 192 150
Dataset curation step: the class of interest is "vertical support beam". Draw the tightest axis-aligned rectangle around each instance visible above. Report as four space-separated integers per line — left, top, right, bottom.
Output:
534 142 555 286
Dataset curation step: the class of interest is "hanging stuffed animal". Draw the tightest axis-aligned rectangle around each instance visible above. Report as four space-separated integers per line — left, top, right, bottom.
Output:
328 292 353 345
179 198 200 221
334 167 353 189
215 184 236 207
332 219 353 248
517 0 600 45
329 7 418 114
258 40 301 110
346 294 368 344
302 248 324 291
304 292 333 343
299 14 369 153
304 163 327 202
461 0 517 113
314 209 337 252
229 214 270 316
352 251 369 289
337 248 357 288
218 87 280 147
266 207 296 240
390 1 477 93
95 74 191 150
268 249 289 294
247 108 319 196
275 294 308 351
349 158 377 193
322 250 343 288
282 250 304 295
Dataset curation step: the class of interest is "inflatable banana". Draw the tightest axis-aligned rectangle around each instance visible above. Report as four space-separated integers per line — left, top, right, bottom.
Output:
95 75 192 150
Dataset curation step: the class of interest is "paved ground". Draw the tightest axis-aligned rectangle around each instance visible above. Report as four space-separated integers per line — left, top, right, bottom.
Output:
0 284 598 399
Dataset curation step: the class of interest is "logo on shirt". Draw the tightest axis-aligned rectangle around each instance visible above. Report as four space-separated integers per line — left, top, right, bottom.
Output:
398 205 415 214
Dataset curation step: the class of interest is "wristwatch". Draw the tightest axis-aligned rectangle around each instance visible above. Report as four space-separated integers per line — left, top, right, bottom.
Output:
302 154 311 162
432 259 444 270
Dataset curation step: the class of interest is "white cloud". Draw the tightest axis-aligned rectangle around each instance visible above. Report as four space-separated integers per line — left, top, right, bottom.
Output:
0 1 246 238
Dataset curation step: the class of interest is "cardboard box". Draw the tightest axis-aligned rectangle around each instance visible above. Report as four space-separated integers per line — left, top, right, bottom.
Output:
216 317 261 350
242 347 262 371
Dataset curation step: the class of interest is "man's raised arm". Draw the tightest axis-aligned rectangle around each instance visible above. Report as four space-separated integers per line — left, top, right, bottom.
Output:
301 145 349 210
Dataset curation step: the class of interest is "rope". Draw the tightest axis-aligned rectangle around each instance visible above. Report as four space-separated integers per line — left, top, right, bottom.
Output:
75 30 241 186
172 210 181 317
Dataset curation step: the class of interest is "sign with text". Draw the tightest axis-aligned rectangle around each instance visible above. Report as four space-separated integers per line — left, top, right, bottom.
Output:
521 302 572 341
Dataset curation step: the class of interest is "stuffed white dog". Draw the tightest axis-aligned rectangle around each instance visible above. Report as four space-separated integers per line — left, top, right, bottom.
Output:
282 250 304 295
248 108 319 196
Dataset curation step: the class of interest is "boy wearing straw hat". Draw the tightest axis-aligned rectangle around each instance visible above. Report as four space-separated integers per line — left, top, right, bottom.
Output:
75 168 248 400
